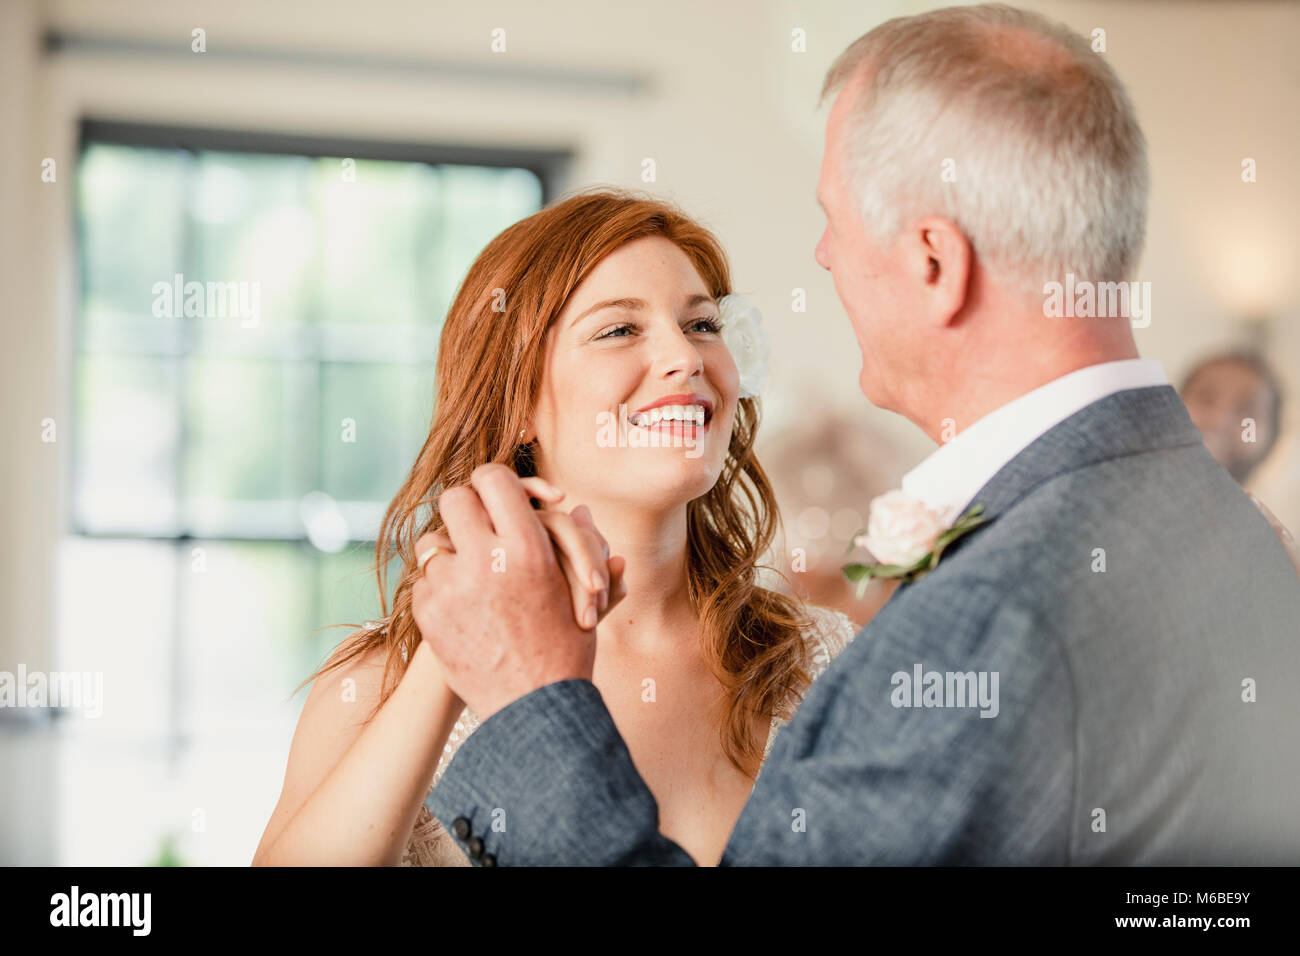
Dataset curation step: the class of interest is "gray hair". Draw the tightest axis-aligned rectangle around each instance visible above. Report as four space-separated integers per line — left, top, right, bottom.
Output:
821 3 1149 291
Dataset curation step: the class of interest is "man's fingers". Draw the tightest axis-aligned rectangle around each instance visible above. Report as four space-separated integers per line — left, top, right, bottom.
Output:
471 464 549 549
437 485 494 554
414 531 454 576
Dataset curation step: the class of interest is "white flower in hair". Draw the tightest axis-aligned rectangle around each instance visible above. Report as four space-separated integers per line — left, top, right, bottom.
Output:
718 293 770 399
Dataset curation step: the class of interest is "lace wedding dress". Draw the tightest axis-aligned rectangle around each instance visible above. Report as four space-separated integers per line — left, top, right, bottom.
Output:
399 604 859 866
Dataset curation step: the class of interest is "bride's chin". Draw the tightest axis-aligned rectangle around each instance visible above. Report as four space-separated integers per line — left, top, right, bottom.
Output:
606 458 721 508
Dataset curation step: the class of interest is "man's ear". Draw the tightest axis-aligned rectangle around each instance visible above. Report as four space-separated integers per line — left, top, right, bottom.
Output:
906 216 972 327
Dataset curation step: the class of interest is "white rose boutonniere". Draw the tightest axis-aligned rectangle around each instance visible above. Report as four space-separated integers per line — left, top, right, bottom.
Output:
718 293 770 399
841 490 990 595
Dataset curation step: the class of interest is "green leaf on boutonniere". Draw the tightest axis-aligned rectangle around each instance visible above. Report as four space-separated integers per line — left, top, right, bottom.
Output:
840 504 990 597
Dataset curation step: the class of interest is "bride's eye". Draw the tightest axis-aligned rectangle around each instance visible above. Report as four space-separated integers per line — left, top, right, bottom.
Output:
595 323 635 340
690 316 722 333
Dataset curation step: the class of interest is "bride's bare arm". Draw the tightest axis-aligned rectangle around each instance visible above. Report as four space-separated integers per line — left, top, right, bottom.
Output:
252 638 461 866
253 478 622 866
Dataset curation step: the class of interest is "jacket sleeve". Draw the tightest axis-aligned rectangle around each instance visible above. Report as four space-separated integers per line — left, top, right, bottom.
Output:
425 679 696 865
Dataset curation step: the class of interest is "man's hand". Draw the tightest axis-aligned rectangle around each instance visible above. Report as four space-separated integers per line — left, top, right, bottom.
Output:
410 464 626 720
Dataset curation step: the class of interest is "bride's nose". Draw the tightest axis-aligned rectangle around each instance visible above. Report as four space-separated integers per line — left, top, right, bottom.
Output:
651 326 705 381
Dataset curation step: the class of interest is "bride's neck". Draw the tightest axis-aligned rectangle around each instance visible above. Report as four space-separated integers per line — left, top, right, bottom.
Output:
548 497 696 653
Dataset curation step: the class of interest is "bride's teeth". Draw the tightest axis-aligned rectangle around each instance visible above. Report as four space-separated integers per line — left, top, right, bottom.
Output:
629 403 707 426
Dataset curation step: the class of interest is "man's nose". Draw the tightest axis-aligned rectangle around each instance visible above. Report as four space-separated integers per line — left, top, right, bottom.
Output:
815 229 830 270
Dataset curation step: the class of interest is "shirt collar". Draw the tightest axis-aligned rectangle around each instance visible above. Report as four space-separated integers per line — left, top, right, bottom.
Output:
900 359 1168 522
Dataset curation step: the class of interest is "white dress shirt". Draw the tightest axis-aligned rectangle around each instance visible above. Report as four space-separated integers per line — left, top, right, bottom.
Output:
901 358 1168 522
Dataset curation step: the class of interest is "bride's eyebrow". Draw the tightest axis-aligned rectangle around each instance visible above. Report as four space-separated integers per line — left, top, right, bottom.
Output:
568 293 716 329
569 297 647 329
682 293 717 311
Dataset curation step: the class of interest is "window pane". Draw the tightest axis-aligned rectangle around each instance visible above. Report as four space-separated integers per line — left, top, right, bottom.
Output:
183 357 309 536
319 362 430 505
78 143 188 348
74 353 180 534
66 132 553 864
431 166 542 313
315 159 442 326
56 536 178 734
310 544 386 659
77 142 546 541
190 151 317 348
186 540 312 733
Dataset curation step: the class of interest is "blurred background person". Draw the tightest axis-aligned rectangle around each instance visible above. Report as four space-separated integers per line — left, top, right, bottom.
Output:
1180 350 1284 485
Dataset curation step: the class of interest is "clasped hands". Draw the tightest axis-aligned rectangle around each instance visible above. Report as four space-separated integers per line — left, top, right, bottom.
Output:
411 464 627 720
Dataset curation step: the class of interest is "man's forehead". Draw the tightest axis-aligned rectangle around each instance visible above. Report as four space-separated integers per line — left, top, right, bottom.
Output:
824 73 865 149
820 100 846 176
831 67 871 112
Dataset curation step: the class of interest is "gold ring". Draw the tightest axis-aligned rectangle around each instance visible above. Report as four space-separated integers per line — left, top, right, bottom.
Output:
417 546 439 573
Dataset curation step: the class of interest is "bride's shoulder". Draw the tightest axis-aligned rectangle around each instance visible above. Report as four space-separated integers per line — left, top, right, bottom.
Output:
798 604 860 677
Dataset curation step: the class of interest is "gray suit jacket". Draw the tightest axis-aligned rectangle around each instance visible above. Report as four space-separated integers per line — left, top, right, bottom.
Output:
427 385 1300 864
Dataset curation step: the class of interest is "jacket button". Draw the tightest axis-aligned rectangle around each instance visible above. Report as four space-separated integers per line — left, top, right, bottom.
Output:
452 817 472 841
467 836 485 859
481 853 497 867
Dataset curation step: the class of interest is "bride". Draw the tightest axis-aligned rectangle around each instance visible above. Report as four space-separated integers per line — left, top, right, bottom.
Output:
252 188 858 867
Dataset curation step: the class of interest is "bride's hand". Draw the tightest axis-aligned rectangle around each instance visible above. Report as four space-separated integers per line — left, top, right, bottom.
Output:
1247 492 1300 578
520 477 628 629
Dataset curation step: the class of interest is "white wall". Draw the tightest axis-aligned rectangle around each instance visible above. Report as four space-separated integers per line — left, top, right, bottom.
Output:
1 0 59 866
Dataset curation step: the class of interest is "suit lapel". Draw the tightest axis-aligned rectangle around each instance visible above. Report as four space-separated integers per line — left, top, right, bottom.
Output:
881 385 1204 600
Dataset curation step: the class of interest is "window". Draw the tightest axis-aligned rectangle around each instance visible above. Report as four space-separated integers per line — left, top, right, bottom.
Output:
59 121 556 864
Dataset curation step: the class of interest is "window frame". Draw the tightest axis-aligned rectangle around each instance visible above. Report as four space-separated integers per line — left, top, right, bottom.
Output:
68 118 567 545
